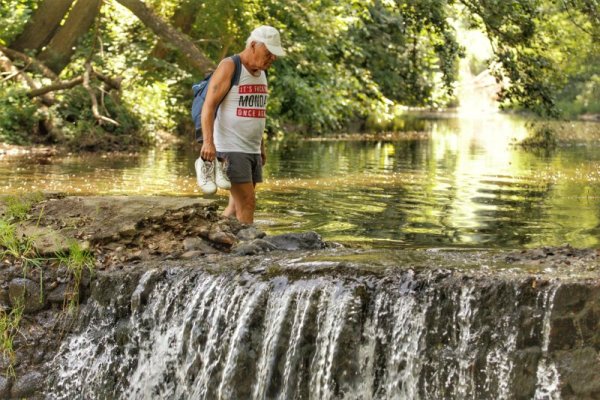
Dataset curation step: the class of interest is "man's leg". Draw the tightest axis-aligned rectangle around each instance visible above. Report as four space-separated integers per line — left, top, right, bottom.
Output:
222 194 236 217
230 182 256 224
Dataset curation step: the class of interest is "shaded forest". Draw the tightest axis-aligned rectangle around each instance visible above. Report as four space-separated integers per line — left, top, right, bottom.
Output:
0 0 598 150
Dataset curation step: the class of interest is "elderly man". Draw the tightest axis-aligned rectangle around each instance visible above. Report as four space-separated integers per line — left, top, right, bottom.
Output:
196 25 285 224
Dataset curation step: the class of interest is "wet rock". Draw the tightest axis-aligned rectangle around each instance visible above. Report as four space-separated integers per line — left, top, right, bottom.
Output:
236 226 266 242
46 283 68 304
8 278 45 313
263 231 326 251
131 269 164 313
233 239 277 256
182 237 218 254
556 348 600 396
510 347 541 399
11 371 43 398
549 317 577 351
0 375 10 399
0 287 9 308
553 283 590 314
208 227 237 246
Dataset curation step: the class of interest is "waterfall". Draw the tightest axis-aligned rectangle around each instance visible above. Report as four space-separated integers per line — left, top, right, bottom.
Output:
49 267 562 399
533 287 561 400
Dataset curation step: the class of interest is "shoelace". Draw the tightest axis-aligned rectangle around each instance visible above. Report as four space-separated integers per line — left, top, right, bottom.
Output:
202 161 215 183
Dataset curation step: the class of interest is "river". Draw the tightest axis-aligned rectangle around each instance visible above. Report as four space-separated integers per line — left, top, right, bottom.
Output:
1 112 600 249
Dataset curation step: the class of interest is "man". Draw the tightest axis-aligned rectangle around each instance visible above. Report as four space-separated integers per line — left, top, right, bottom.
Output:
196 25 285 224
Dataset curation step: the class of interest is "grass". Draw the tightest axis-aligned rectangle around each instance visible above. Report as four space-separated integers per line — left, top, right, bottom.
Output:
3 192 43 222
0 218 42 271
56 240 95 313
0 193 97 375
0 297 23 377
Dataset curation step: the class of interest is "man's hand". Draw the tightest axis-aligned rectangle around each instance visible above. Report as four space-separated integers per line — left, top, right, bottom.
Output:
261 151 267 166
201 142 216 161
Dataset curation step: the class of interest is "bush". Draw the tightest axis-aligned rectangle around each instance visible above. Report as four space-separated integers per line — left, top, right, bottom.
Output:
55 86 147 151
0 85 38 145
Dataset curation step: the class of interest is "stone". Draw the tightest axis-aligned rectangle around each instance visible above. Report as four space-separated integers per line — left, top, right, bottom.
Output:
11 371 43 398
208 228 237 246
557 348 600 396
549 317 577 351
233 239 277 256
553 283 590 314
263 231 326 251
46 283 68 304
0 287 9 309
0 375 10 399
181 250 204 259
182 237 218 254
8 278 45 313
236 226 266 242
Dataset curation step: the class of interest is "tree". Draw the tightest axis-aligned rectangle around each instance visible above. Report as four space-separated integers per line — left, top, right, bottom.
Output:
10 0 74 53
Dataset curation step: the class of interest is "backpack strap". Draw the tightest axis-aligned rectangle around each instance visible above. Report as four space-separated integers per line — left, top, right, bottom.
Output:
230 54 242 87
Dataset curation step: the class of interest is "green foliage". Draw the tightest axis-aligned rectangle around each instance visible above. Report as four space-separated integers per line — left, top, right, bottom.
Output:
0 84 39 145
460 0 600 117
54 86 144 151
519 121 558 150
0 0 34 45
56 241 94 312
0 297 23 376
2 0 600 144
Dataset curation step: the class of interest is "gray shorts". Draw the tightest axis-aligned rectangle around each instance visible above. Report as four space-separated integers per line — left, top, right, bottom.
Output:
216 152 263 184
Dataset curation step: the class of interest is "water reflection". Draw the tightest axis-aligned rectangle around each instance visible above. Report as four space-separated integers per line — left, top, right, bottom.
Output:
1 114 600 249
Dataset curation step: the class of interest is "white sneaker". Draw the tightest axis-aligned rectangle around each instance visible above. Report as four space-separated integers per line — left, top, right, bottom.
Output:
215 158 231 190
195 158 216 194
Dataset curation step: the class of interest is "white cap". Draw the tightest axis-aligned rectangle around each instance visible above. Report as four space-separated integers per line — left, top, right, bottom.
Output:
250 25 286 57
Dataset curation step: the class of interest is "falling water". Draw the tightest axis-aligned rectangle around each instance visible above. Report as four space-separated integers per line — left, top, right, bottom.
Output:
49 267 562 399
533 287 561 400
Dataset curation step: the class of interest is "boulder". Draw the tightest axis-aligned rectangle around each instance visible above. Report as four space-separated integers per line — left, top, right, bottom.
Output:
11 371 43 398
8 278 45 313
263 231 327 251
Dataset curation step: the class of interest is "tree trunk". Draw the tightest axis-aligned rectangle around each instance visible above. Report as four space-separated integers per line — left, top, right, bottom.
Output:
150 0 197 60
10 0 74 53
116 0 214 73
38 0 103 74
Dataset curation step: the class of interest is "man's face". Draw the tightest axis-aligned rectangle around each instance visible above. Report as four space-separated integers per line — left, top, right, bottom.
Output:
254 42 277 70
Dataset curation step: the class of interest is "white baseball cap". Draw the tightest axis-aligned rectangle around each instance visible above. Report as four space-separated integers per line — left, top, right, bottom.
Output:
250 25 286 57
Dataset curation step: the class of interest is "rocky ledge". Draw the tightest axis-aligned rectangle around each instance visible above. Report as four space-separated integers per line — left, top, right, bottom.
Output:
0 194 599 399
0 194 327 399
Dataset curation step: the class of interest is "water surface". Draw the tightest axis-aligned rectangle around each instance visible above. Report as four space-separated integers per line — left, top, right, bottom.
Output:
2 113 600 249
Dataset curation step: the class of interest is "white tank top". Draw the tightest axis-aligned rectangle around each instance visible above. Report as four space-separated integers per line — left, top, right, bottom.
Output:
214 64 268 154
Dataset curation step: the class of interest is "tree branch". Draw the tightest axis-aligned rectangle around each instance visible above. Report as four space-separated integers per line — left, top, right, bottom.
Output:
0 45 58 80
114 0 215 73
0 49 55 106
27 77 84 98
83 62 120 126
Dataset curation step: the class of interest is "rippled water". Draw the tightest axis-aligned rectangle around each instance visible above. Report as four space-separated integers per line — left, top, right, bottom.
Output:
2 113 600 249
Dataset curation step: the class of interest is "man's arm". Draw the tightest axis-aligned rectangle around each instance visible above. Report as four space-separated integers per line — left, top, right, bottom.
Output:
200 58 235 161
